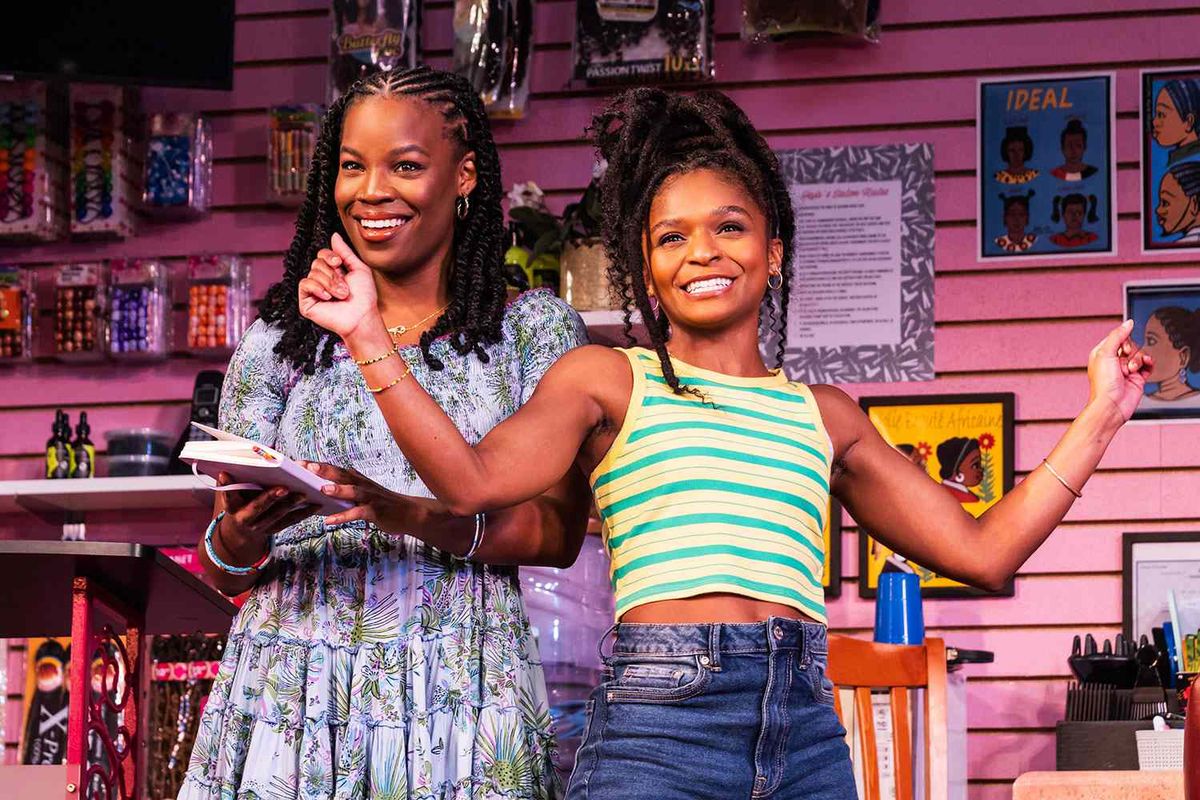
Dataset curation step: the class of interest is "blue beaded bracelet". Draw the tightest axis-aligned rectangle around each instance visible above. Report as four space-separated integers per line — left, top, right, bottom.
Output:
204 511 272 575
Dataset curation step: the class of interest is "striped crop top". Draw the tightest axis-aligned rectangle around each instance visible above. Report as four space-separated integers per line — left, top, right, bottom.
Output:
590 347 833 623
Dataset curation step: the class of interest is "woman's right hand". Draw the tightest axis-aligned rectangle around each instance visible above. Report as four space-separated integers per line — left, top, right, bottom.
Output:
210 472 318 565
297 233 380 339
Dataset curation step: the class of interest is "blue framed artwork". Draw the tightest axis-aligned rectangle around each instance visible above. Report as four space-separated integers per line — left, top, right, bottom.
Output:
1124 279 1200 421
1141 68 1200 253
978 73 1116 261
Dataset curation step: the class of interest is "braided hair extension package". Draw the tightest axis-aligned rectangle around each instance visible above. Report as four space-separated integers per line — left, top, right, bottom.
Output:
0 80 68 242
453 0 535 119
742 0 881 43
330 0 421 98
572 0 714 86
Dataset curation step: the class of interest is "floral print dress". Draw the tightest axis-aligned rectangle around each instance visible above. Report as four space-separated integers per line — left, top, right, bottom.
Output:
179 290 588 800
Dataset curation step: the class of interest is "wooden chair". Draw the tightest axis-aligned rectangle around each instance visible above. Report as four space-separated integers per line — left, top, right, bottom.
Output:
826 634 948 800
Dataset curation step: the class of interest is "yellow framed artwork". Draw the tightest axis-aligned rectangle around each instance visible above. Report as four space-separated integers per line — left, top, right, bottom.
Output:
823 498 842 598
857 393 1016 598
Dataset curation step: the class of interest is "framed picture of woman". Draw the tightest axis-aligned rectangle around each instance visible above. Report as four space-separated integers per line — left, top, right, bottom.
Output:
1141 68 1200 253
1125 279 1200 420
858 393 1016 598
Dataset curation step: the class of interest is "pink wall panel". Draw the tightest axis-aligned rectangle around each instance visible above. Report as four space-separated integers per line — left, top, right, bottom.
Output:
1 0 1196 792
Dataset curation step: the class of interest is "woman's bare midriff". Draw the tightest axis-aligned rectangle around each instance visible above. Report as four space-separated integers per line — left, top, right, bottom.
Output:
618 593 821 625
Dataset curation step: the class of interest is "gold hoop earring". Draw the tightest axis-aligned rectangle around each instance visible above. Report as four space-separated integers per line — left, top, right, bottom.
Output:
767 272 783 291
456 195 470 220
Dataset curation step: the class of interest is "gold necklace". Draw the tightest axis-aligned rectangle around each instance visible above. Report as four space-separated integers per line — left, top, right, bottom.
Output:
385 302 450 337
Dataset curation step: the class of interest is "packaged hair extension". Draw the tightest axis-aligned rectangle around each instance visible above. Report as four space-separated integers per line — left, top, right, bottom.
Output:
742 0 881 44
453 0 534 119
69 84 139 239
573 0 714 86
330 0 421 99
0 81 68 242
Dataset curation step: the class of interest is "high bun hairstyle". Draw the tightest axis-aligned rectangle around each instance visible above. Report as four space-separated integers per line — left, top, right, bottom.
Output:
589 88 795 394
258 66 509 374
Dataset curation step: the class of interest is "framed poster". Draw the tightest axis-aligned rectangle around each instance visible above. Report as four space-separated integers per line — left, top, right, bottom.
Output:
978 72 1116 261
823 497 843 599
1141 68 1200 252
1125 279 1200 420
774 143 935 384
858 393 1016 598
1123 532 1200 641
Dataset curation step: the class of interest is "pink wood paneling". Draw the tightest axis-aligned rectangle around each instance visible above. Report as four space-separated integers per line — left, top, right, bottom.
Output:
2 4 1197 795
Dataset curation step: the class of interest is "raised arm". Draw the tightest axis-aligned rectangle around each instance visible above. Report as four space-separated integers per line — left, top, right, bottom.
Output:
299 233 613 516
818 320 1152 591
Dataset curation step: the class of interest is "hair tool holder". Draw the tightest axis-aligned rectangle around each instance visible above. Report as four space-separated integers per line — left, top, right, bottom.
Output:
69 85 138 239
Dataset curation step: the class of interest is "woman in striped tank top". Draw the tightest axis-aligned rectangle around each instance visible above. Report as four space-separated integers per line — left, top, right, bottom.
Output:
299 89 1154 799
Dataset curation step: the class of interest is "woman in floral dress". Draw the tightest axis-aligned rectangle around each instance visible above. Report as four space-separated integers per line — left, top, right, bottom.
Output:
178 67 590 799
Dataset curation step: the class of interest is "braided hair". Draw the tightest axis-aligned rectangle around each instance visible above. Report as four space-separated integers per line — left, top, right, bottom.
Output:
590 88 795 395
258 66 509 374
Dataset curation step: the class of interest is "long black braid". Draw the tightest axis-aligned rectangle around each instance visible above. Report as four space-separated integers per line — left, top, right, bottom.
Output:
259 66 509 374
589 88 795 395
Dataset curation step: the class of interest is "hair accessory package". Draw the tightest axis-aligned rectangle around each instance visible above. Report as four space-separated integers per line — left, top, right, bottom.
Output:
0 81 68 242
143 113 212 218
330 0 421 98
453 0 534 119
573 0 714 86
742 0 881 43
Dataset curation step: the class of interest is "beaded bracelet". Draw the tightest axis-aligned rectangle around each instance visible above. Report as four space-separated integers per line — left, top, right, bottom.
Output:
203 511 273 575
354 346 396 366
366 365 412 394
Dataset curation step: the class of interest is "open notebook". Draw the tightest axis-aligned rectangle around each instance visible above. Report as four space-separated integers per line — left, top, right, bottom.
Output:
181 422 353 516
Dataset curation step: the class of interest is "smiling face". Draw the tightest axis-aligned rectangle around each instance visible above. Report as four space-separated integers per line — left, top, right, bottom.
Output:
643 168 782 333
334 94 476 275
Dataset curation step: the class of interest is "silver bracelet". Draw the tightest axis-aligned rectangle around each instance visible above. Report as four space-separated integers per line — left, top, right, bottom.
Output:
1042 459 1083 499
462 513 486 560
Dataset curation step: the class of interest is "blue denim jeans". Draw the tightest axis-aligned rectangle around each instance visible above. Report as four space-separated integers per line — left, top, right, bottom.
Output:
565 617 857 800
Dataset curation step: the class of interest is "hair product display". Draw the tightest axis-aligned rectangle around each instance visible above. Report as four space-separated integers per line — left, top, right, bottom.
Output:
572 0 714 86
330 0 421 98
54 262 108 361
186 255 251 355
69 84 138 238
453 0 534 119
143 113 212 217
0 265 35 362
0 81 68 242
108 258 172 360
742 0 881 43
267 105 323 204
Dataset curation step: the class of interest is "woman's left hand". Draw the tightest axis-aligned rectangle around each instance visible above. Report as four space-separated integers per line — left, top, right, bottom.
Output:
1087 319 1154 422
303 461 425 530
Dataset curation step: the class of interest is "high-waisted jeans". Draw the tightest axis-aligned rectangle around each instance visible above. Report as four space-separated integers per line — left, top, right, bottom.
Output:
565 617 858 800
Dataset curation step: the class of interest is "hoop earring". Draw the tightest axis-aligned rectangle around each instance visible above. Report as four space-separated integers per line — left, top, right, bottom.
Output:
456 195 470 220
767 272 783 291
955 472 965 484
648 296 660 314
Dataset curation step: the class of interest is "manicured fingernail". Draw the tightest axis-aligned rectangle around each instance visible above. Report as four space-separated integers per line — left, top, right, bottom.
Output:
274 488 287 498
306 463 320 473
321 485 334 494
330 256 341 266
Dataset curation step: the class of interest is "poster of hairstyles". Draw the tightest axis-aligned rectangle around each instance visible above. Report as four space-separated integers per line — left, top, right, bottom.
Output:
978 73 1116 261
1124 279 1200 421
1141 68 1200 253
858 393 1016 598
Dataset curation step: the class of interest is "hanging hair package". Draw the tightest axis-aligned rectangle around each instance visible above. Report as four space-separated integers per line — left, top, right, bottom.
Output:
330 0 421 98
573 0 714 87
742 0 881 44
453 0 535 119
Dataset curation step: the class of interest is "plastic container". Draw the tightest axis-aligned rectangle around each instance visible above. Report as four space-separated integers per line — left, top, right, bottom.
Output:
0 265 35 362
142 113 212 218
186 255 251 355
107 454 172 477
69 84 137 239
1136 728 1184 771
54 262 108 361
107 259 171 360
267 106 322 205
104 428 175 458
0 81 68 242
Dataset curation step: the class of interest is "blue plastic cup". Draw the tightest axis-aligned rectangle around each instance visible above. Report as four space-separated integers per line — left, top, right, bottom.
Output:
874 572 925 644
